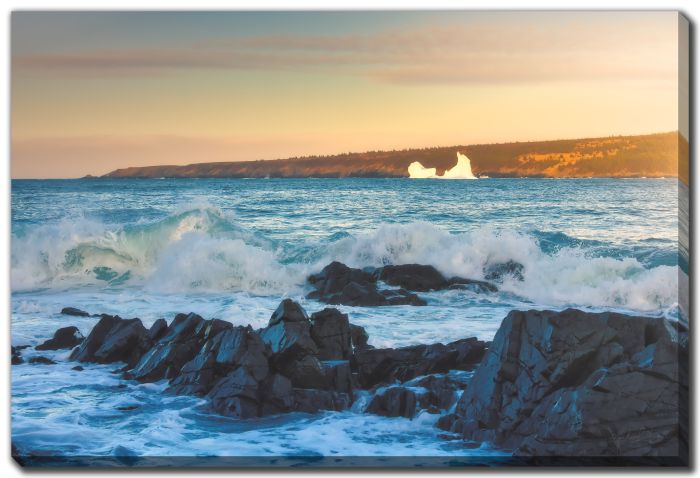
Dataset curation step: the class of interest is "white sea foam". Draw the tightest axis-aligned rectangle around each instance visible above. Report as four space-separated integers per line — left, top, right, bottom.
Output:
11 207 678 313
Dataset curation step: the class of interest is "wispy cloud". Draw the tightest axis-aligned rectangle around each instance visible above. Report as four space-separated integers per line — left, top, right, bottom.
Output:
13 16 678 85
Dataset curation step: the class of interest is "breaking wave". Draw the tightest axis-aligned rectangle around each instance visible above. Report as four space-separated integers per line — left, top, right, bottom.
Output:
11 207 679 313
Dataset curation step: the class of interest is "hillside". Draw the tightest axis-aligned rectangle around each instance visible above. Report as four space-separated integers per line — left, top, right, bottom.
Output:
103 132 684 179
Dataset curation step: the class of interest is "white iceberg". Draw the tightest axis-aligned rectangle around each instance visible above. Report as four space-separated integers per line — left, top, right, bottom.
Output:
408 152 477 179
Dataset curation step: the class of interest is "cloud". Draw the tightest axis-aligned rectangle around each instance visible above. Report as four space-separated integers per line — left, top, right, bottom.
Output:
12 14 678 85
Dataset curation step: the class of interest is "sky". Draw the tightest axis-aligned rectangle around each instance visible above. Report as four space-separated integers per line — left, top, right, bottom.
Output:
11 11 682 178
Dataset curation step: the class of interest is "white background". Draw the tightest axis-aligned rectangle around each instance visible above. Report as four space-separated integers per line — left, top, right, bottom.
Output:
1 0 697 476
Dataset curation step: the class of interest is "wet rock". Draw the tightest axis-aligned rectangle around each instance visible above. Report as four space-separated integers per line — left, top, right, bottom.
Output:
36 326 84 351
60 307 91 317
11 346 24 365
147 318 168 342
207 367 262 418
307 262 425 306
366 373 469 419
168 325 269 396
446 278 498 293
353 337 487 388
70 315 151 368
269 298 309 325
374 264 449 291
259 373 293 415
291 388 352 413
260 311 318 366
350 324 370 350
29 356 56 365
366 385 422 418
277 354 328 389
483 260 524 282
72 365 84 371
129 314 230 382
321 360 355 394
441 308 688 460
310 308 352 360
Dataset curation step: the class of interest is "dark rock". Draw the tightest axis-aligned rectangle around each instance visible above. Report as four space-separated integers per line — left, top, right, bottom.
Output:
11 346 24 365
207 367 262 418
72 365 84 371
260 319 318 365
350 324 370 349
366 385 421 418
60 307 91 317
446 277 498 293
291 388 352 413
353 337 487 388
70 315 151 368
321 360 355 393
36 326 84 351
148 319 168 342
29 356 56 365
259 373 293 415
307 262 425 306
274 355 323 389
366 372 469 419
441 308 688 460
310 308 352 360
116 405 140 411
374 264 448 291
129 314 230 382
483 260 524 282
168 325 269 396
269 299 309 326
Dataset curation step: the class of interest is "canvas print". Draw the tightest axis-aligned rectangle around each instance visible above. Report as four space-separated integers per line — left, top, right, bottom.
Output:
10 11 689 467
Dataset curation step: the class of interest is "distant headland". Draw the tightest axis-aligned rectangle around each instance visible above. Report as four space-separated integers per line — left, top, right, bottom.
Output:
101 131 685 180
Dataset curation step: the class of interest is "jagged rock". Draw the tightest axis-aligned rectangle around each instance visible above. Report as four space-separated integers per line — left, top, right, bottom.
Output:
374 264 498 293
483 260 524 282
207 367 261 418
29 356 56 365
259 373 293 415
321 360 355 393
366 385 421 418
445 278 498 293
168 325 269 396
366 373 470 419
350 324 370 349
374 264 449 291
11 346 24 365
291 388 352 413
60 307 91 317
129 314 230 382
310 308 352 360
70 315 151 367
276 354 327 389
260 314 318 366
353 337 487 388
148 319 168 342
307 262 425 306
36 326 84 351
269 298 309 325
440 308 688 460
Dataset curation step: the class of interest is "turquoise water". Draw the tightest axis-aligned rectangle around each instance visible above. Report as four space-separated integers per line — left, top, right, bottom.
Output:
11 178 685 461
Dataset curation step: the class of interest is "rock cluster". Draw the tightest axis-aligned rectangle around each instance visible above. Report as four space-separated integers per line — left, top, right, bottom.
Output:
39 298 488 420
307 262 498 306
437 308 688 461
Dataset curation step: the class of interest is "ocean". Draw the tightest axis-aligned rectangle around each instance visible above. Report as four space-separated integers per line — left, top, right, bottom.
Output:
10 177 686 462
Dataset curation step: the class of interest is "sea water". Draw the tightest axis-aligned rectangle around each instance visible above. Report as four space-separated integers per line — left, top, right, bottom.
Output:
11 177 685 463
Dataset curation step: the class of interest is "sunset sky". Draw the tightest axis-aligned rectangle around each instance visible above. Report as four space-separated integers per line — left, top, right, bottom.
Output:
12 11 683 178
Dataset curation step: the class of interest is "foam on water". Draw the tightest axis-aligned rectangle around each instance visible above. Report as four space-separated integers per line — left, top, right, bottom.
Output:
11 205 680 314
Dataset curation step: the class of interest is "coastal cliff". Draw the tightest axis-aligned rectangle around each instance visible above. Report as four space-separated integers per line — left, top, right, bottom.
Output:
101 131 683 179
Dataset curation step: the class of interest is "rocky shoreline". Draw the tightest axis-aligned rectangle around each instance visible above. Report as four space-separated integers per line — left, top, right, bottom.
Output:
11 262 689 466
